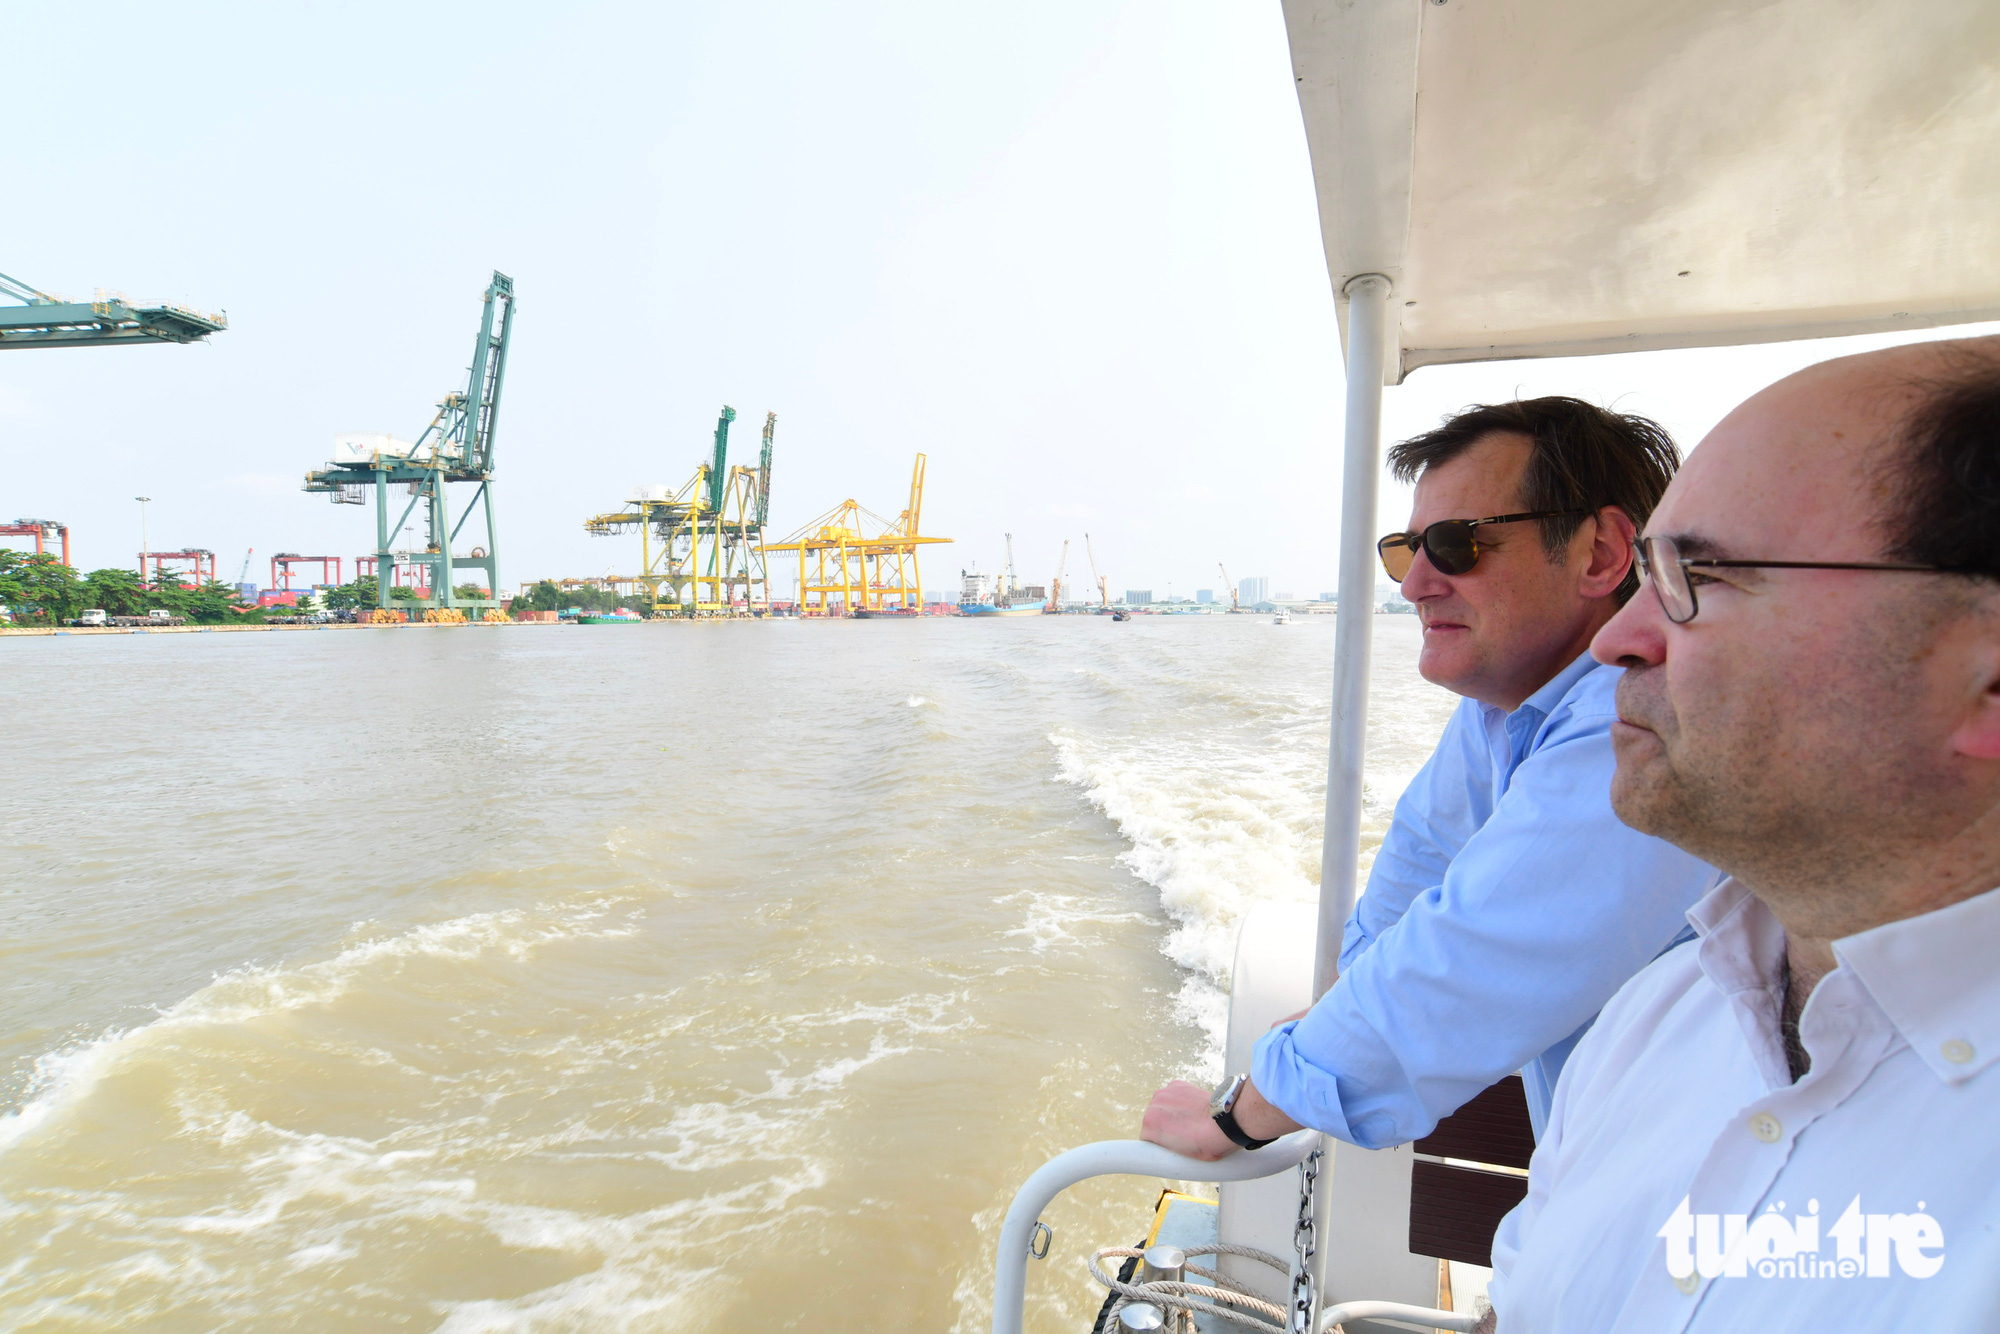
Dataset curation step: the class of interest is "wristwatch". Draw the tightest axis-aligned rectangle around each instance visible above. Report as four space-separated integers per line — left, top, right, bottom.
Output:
1209 1073 1278 1151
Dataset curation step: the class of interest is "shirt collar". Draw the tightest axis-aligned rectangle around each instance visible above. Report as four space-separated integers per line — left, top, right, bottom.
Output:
1481 651 1602 725
1687 877 2000 1087
1835 883 2000 1086
1684 880 1793 1087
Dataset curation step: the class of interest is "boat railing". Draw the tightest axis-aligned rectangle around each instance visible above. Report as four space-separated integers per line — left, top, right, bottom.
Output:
991 1132 1314 1334
991 1127 1480 1334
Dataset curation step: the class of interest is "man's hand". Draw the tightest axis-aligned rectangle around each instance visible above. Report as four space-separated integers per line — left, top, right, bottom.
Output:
1140 1077 1304 1161
1141 1080 1238 1161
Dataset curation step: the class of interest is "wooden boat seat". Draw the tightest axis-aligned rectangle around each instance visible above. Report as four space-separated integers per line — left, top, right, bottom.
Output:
1408 1074 1535 1267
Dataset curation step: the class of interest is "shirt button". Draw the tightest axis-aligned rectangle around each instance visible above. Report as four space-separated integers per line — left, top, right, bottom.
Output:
1942 1039 1975 1065
1750 1112 1782 1142
1676 1271 1700 1295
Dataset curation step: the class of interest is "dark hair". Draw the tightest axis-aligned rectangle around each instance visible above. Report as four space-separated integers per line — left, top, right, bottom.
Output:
1880 351 2000 580
1386 396 1681 602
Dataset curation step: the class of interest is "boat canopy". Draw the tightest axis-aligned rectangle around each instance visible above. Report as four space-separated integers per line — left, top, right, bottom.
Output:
1284 0 2000 382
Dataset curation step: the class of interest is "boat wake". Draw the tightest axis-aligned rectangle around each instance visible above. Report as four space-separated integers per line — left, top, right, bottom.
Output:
1047 634 1457 1078
0 894 972 1330
1051 730 1323 1078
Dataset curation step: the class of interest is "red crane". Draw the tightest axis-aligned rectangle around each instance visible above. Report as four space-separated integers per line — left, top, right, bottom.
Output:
1 518 69 566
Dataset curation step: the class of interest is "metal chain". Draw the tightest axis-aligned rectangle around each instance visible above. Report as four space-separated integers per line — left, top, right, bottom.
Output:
1289 1146 1321 1334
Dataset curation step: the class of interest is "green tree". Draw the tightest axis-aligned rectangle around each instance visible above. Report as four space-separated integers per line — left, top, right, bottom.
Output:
0 549 30 617
453 582 487 600
564 585 607 613
524 580 562 612
0 551 82 623
144 577 194 618
183 580 251 623
80 568 147 617
323 576 379 612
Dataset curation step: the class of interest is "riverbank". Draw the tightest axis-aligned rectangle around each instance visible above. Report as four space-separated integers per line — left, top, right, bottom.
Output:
0 620 576 637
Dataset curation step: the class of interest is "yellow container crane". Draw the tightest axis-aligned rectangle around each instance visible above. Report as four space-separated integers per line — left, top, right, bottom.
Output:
759 455 951 617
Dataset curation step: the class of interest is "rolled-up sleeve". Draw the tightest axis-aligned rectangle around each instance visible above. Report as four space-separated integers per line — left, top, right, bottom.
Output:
1253 697 1715 1148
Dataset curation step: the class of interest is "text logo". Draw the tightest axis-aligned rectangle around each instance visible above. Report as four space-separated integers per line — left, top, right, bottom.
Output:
1658 1197 1944 1280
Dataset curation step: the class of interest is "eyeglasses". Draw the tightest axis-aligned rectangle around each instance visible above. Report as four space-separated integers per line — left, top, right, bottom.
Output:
1634 534 1952 625
1377 511 1586 581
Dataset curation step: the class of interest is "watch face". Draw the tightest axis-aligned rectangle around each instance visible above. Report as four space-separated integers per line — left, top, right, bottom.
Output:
1209 1074 1242 1118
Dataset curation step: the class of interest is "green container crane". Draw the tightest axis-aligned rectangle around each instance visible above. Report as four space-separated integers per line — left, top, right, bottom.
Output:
582 407 777 615
304 271 514 615
707 406 736 513
756 411 775 526
0 269 227 348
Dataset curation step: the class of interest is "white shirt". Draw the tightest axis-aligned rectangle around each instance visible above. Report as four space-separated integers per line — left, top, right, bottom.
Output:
1488 878 2000 1332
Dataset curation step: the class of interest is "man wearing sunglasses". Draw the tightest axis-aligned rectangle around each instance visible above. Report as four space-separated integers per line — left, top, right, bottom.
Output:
1144 397 1719 1159
1485 339 2000 1330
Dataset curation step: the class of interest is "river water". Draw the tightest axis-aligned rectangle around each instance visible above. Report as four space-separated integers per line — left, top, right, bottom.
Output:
0 615 1455 1332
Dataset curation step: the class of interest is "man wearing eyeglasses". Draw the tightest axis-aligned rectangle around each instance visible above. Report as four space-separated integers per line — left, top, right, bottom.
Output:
1142 397 1720 1159
1483 339 2000 1330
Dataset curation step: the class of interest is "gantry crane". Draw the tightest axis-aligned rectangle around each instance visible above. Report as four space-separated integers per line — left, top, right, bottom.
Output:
760 455 950 616
272 553 343 591
583 408 775 615
1085 532 1110 609
0 270 227 349
1219 562 1241 612
0 518 70 566
140 550 217 586
1045 539 1069 614
304 271 513 614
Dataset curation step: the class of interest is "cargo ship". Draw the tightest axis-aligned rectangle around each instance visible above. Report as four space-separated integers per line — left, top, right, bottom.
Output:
958 565 1044 617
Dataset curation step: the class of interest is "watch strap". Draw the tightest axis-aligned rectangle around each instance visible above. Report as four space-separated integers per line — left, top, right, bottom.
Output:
1212 1101 1278 1151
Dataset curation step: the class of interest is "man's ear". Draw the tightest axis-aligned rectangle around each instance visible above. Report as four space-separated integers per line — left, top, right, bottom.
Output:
1577 506 1637 599
1949 636 2000 761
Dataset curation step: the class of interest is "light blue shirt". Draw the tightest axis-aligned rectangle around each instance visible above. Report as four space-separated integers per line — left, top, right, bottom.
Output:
1252 653 1719 1148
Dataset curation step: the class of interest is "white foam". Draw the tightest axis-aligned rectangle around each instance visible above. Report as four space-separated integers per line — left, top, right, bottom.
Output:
1053 729 1323 1066
285 1241 356 1268
0 902 636 1159
1049 650 1456 1072
998 889 1152 954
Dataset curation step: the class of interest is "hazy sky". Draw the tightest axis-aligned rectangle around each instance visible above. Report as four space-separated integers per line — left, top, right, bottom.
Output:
5 2 1995 599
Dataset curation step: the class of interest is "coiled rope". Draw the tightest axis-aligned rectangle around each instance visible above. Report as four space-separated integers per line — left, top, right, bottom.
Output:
1088 1242 1291 1331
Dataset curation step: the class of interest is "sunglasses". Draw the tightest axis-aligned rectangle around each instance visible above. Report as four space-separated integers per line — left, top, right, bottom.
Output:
1377 511 1586 582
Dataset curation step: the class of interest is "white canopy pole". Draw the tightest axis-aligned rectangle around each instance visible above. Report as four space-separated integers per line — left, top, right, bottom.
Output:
1314 273 1391 1001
